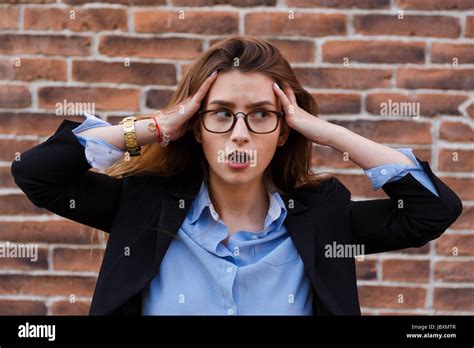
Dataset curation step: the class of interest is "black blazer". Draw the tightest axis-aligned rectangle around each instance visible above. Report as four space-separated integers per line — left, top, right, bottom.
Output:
11 119 463 316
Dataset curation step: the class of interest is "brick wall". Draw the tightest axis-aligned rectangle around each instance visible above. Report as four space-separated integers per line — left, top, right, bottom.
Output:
1 0 473 315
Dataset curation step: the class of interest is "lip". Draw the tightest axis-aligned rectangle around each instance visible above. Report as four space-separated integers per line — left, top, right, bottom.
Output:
228 161 250 170
227 150 251 170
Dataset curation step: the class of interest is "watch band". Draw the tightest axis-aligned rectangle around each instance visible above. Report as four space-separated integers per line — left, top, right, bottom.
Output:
119 116 141 157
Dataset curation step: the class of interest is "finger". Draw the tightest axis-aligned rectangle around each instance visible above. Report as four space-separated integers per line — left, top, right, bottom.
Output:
282 83 297 105
191 70 219 104
272 82 292 113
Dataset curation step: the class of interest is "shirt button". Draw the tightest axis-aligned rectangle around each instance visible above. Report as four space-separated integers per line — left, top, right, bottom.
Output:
380 169 387 175
226 266 233 273
252 235 258 240
227 308 234 315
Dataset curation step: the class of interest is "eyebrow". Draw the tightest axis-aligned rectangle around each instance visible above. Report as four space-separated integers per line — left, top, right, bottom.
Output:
208 100 275 108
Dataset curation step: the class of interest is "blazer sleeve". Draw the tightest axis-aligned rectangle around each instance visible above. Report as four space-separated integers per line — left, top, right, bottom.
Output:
346 157 463 254
11 118 123 234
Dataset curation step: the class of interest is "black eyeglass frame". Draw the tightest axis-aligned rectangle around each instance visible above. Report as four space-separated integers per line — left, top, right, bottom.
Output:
198 109 285 134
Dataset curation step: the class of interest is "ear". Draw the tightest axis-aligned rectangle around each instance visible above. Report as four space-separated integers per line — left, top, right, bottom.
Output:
192 116 202 141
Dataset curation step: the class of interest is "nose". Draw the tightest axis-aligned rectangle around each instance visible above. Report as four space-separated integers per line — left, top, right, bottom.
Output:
230 114 250 145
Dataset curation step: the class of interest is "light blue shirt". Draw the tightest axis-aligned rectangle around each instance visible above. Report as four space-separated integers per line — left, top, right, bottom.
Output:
71 113 439 315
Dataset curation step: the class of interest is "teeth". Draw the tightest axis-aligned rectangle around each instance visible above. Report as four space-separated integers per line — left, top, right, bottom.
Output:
229 151 249 163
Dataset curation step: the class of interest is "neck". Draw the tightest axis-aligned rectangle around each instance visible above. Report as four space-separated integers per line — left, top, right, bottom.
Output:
207 173 270 233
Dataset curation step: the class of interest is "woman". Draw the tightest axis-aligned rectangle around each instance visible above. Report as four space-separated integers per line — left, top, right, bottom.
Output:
11 35 462 316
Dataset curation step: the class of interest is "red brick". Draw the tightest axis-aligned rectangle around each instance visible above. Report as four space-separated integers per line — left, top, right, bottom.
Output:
312 93 361 114
398 68 474 90
0 6 18 29
0 58 67 81
440 121 474 142
0 139 39 161
467 17 474 37
438 177 474 201
355 259 377 280
432 43 474 64
398 0 474 10
0 221 102 245
0 113 83 136
438 149 474 172
72 60 176 85
265 39 316 63
296 68 391 89
359 286 426 308
323 41 425 64
51 300 91 315
434 288 474 310
435 261 474 282
245 13 347 37
0 194 46 215
0 85 31 108
382 260 429 283
337 174 386 198
0 300 47 315
53 248 105 272
286 0 389 8
145 89 174 110
64 0 165 4
451 206 473 230
25 8 127 31
436 234 474 256
467 103 474 119
332 120 432 144
135 10 238 34
354 15 460 38
366 93 467 116
99 35 202 59
0 166 17 188
0 34 91 56
5 0 55 2
38 87 140 111
173 0 275 5
388 242 431 255
0 275 96 297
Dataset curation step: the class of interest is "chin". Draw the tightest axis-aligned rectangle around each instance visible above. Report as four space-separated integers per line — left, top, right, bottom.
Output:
214 164 262 186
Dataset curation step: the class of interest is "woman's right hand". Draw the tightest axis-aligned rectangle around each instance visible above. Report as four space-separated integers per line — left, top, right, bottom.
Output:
156 70 219 142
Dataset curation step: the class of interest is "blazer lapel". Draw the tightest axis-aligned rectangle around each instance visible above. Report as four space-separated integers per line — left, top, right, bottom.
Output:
281 195 317 290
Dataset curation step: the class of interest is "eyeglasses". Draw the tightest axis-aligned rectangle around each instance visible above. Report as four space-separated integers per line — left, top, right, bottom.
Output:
198 109 284 134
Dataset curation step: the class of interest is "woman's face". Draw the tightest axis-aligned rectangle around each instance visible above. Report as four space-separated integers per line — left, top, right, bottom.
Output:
197 70 288 187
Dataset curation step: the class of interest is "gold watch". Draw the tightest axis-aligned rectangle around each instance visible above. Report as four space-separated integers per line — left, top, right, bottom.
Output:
119 116 141 157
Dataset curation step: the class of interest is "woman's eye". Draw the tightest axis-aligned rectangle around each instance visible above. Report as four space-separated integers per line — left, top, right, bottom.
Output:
253 110 269 118
215 109 232 117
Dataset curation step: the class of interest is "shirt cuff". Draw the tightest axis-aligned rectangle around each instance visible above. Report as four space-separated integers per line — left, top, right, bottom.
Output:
72 112 125 169
72 112 112 147
364 148 439 197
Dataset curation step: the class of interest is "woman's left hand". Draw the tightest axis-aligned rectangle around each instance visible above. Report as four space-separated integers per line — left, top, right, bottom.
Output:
272 82 338 147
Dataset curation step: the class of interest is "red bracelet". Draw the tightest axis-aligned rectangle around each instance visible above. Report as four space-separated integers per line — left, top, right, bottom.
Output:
152 116 162 143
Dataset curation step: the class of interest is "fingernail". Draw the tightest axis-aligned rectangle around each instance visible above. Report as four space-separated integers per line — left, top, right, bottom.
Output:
210 70 218 77
273 82 280 89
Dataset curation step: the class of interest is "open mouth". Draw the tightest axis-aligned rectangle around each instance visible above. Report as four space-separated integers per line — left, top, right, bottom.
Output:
228 150 251 164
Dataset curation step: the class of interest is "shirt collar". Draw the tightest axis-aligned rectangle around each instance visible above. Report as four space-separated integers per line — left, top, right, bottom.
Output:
188 180 287 228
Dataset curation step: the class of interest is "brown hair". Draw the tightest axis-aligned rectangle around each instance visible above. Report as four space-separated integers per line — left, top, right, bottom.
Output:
105 35 328 195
